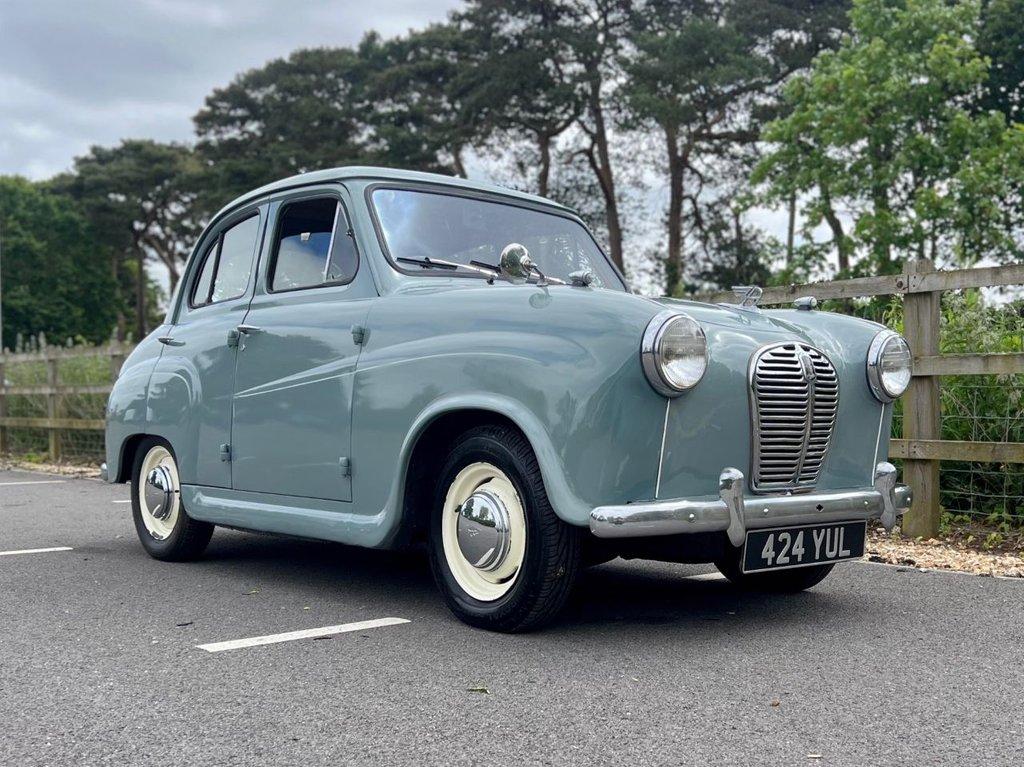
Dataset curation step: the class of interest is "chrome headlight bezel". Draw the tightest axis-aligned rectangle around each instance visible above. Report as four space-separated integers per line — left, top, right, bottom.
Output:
867 330 912 402
641 310 708 397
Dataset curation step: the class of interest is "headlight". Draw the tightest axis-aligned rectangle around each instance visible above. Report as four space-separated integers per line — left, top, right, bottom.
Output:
867 330 912 402
641 311 708 397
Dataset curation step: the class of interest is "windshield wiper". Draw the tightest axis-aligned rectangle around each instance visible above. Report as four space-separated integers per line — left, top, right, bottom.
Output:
400 256 501 282
398 256 460 271
400 254 576 287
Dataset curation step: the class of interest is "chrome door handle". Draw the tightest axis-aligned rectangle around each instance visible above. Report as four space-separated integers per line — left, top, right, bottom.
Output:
157 336 185 347
236 324 261 334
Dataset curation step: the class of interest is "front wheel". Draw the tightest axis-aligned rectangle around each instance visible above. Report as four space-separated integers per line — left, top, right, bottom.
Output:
715 546 835 592
428 425 581 632
131 438 213 561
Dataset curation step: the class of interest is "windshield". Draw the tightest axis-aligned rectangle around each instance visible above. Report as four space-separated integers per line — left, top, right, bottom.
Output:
371 188 624 290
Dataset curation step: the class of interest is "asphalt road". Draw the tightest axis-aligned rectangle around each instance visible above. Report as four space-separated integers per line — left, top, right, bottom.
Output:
1 468 1021 767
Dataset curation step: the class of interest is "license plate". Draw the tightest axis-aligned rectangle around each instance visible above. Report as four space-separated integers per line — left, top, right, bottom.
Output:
742 521 866 574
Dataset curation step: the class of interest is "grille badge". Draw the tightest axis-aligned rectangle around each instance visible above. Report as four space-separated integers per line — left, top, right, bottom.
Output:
797 350 817 383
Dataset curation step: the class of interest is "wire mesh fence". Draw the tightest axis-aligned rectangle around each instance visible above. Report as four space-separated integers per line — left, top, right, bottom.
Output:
0 340 125 465
889 287 1024 527
892 375 1024 526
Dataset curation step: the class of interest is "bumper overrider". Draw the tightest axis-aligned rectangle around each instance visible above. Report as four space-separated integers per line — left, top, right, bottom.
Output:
590 462 912 545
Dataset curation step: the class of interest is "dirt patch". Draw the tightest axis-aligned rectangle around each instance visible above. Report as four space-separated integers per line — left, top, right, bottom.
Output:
0 457 101 479
867 523 1024 578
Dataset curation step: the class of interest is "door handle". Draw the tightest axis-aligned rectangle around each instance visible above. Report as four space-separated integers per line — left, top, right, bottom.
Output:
236 324 261 334
157 335 185 347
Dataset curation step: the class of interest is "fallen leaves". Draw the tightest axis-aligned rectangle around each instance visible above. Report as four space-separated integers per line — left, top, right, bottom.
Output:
467 685 490 694
867 526 1024 578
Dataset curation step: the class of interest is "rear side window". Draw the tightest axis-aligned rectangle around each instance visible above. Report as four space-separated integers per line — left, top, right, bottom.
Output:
270 198 358 292
190 214 261 308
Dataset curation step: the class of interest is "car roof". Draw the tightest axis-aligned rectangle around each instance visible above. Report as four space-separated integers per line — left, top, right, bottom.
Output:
210 166 575 223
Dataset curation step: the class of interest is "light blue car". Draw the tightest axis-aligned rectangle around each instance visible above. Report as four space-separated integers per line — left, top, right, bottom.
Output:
103 167 912 631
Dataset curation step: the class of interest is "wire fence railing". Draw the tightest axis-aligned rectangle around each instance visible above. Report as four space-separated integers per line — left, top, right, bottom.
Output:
0 340 125 465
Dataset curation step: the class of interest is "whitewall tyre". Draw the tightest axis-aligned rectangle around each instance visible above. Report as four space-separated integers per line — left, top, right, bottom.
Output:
130 438 213 561
428 424 581 632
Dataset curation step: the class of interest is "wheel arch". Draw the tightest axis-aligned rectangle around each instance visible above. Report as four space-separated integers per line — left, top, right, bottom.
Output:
110 433 150 484
386 396 588 548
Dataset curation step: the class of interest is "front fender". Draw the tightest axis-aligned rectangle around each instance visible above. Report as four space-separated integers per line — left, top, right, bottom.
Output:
374 394 581 546
350 284 669 537
104 329 167 482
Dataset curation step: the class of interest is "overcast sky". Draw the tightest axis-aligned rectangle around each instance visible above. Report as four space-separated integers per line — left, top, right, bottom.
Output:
0 0 461 180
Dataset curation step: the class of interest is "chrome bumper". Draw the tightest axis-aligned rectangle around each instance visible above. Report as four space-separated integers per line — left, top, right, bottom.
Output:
590 462 912 545
99 462 108 482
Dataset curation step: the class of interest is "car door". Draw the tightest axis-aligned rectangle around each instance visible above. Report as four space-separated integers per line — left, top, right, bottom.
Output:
229 187 376 501
147 205 265 488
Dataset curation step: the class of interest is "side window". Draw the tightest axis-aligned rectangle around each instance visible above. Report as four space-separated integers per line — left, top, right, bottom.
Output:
189 242 217 307
188 213 260 309
212 215 260 303
271 197 358 292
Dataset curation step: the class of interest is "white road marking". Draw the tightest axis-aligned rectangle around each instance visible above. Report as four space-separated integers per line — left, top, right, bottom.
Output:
687 572 726 581
0 480 66 487
112 500 131 504
0 546 73 557
196 617 411 653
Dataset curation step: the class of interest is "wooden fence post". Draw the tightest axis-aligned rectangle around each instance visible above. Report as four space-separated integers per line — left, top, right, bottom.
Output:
109 343 125 384
901 259 942 538
46 352 61 462
0 356 7 455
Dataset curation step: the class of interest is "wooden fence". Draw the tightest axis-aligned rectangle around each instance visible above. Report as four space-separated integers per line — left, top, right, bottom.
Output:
1 258 1021 537
703 258 1024 538
0 342 127 462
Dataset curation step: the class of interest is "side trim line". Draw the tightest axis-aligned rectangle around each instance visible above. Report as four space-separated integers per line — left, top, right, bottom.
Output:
654 399 671 499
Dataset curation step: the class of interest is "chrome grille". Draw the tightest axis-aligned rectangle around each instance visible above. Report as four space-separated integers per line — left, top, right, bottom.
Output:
750 342 839 493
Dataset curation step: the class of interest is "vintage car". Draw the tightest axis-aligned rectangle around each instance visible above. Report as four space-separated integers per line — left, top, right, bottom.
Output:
103 167 913 631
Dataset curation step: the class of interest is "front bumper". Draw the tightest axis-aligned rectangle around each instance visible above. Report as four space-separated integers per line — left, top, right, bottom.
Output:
590 462 912 545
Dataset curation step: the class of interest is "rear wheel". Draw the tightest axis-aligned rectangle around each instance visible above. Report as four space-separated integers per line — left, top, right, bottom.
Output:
428 424 581 632
715 546 834 592
131 438 213 561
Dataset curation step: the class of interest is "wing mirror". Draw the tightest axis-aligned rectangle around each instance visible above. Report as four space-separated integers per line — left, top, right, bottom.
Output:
500 243 534 284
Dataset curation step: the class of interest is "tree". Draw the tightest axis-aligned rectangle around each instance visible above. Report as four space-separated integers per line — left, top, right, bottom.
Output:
362 26 481 178
457 2 583 197
450 0 631 272
52 140 200 340
754 0 1024 275
977 0 1024 123
0 177 119 348
622 0 847 295
195 41 474 206
194 47 376 202
564 0 634 274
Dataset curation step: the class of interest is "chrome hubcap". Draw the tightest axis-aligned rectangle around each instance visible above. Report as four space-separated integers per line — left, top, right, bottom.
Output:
144 465 175 520
456 489 511 571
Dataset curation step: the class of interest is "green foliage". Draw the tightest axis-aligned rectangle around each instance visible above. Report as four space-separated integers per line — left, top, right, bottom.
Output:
622 0 848 294
754 0 1024 276
194 38 476 205
48 140 198 339
977 0 1024 122
194 47 378 202
0 177 119 348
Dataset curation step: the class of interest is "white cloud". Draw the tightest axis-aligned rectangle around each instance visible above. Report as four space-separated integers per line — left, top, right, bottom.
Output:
0 0 462 179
